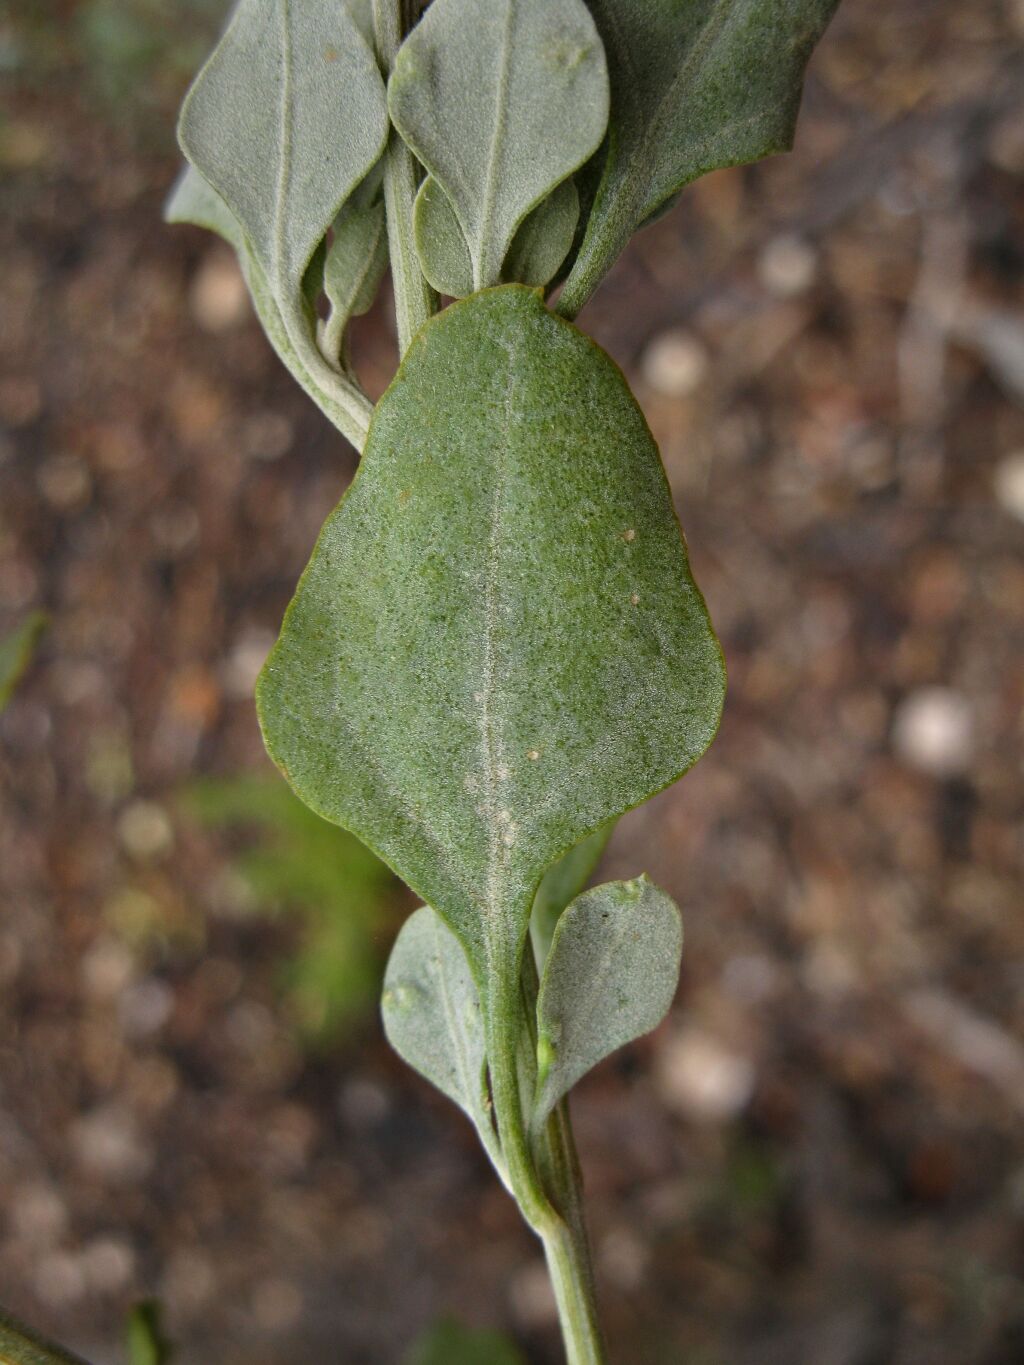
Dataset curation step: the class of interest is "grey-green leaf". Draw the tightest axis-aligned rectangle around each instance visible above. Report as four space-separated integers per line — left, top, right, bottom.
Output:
503 178 579 289
533 875 682 1127
389 0 609 290
413 175 475 298
319 198 389 366
178 0 387 300
257 287 724 1012
382 906 503 1172
558 0 841 315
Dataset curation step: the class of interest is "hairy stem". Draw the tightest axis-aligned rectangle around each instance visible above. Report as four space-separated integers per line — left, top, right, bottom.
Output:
373 0 436 355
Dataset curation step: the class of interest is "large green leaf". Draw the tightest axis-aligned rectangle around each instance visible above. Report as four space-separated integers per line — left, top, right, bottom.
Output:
558 0 841 315
388 0 608 291
257 286 724 1012
178 0 386 303
533 876 682 1128
382 905 504 1175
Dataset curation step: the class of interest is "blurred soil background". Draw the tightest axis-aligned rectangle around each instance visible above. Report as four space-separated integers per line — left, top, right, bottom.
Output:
2 1 1024 1362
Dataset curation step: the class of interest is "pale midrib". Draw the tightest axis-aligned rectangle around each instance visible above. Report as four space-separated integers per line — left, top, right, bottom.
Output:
474 0 516 289
272 0 294 297
478 341 518 933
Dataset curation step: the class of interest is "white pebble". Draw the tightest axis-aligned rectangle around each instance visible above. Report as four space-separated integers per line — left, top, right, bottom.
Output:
892 687 974 778
117 799 174 861
994 451 1024 524
189 249 249 332
641 329 708 397
757 233 818 298
655 1028 756 1122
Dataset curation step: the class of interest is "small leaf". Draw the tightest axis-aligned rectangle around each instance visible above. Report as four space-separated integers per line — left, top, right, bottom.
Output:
405 1317 526 1365
382 906 504 1173
178 0 387 303
413 175 475 298
530 820 612 965
0 611 47 712
559 0 841 314
502 178 579 288
415 176 579 297
319 197 389 365
257 287 724 1015
388 0 608 290
533 875 682 1127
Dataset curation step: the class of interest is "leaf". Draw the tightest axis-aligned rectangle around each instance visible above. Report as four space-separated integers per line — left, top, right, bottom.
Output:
165 166 373 446
388 0 609 290
184 774 393 1042
530 820 613 965
558 0 841 314
0 611 47 712
405 1317 526 1365
416 176 580 297
382 905 503 1172
0 1307 90 1365
502 178 579 288
178 0 387 303
126 1301 172 1365
533 876 682 1127
413 175 474 298
319 197 389 365
257 286 725 1018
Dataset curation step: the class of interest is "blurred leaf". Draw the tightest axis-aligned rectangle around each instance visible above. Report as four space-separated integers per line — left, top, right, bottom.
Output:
0 1306 90 1365
0 611 46 712
389 0 608 289
558 0 841 314
405 1317 526 1365
183 774 394 1041
533 875 682 1127
126 1301 172 1365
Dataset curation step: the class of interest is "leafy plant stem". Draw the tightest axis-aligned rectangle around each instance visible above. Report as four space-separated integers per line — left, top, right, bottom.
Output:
522 945 607 1364
486 952 607 1365
373 0 436 355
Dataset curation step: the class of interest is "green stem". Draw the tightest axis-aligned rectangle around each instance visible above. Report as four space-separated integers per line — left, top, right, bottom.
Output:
487 955 608 1365
373 0 436 356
